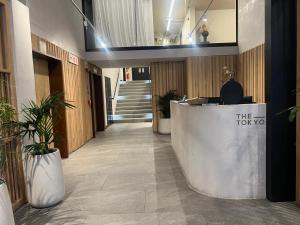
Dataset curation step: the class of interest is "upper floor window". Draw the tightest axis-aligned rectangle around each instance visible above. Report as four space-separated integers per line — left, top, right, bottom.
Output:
83 0 237 50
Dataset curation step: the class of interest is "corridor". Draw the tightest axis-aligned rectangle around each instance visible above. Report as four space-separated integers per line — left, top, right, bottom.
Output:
15 123 300 225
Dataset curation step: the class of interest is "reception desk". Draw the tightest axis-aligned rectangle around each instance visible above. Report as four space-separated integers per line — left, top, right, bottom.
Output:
171 101 266 199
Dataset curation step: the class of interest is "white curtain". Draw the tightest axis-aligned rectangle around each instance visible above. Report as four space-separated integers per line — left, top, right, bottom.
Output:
93 0 154 47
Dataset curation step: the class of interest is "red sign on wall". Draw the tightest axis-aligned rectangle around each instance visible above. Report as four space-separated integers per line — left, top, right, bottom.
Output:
68 53 79 65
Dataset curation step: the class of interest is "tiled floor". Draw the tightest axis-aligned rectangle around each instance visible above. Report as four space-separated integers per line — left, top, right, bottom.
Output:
15 123 300 225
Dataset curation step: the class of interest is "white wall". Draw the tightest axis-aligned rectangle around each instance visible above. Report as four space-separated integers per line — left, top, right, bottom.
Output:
11 0 36 118
102 68 123 126
181 7 196 44
196 9 236 43
20 0 85 57
238 0 265 53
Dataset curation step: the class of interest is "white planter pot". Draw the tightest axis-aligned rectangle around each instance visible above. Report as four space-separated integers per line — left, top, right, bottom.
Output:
0 183 15 225
24 149 65 208
158 118 171 134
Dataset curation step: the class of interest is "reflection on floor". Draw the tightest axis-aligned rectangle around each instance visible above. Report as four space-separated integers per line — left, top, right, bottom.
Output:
15 123 300 225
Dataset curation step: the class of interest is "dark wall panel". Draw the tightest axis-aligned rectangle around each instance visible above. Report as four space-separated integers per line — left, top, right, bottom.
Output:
265 0 297 202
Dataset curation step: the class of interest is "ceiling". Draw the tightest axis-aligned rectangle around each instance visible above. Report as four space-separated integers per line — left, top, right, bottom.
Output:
152 0 236 40
152 0 186 40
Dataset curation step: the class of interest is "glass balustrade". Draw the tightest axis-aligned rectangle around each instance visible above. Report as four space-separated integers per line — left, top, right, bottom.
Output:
83 0 237 50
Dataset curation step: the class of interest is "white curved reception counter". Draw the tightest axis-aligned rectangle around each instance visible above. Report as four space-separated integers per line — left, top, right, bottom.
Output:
171 101 266 199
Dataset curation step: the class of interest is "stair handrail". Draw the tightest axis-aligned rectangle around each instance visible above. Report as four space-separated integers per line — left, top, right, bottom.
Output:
112 70 121 100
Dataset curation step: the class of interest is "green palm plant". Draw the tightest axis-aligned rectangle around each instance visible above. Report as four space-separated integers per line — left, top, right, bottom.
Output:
279 88 300 122
287 88 300 122
158 90 180 118
18 93 75 156
0 100 16 185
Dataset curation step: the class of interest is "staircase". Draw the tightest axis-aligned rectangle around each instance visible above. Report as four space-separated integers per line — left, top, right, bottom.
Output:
113 80 153 123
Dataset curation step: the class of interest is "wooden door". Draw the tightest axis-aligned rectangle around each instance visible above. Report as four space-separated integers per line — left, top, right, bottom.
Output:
105 77 113 125
33 57 51 103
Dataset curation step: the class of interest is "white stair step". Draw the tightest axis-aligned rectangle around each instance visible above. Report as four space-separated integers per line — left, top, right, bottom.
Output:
117 98 151 103
116 109 152 115
117 102 151 107
113 118 152 123
119 86 150 90
119 92 150 96
117 105 152 110
116 95 151 100
114 113 152 119
120 84 150 87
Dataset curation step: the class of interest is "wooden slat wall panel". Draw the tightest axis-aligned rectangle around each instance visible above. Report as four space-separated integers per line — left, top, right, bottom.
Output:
237 44 265 103
1 73 26 210
151 61 186 132
0 0 26 209
31 34 94 153
186 55 237 98
186 49 265 103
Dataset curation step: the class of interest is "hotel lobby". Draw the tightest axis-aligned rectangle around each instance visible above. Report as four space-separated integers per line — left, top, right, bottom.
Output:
0 0 300 224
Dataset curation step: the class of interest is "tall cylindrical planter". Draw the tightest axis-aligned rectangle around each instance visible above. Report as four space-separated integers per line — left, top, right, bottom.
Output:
0 183 15 225
158 118 171 134
24 149 65 208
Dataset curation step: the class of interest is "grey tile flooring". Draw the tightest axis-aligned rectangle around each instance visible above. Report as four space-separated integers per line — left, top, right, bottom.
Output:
15 123 300 225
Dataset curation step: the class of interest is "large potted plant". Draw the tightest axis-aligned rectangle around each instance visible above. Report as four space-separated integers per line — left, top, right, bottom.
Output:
158 90 179 134
18 93 74 208
0 100 16 225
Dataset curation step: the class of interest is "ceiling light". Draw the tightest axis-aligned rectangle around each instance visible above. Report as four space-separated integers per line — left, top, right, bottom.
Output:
100 42 107 48
202 15 208 22
95 36 108 50
187 33 193 43
163 39 168 45
166 0 176 32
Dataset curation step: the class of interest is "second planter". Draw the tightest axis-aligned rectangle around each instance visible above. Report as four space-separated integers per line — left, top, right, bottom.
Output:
158 118 171 134
24 149 65 208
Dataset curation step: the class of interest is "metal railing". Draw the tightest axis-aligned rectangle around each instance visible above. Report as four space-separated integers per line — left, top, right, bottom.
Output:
112 71 121 100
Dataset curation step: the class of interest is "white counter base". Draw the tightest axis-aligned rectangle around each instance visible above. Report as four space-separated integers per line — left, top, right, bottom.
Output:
171 102 266 199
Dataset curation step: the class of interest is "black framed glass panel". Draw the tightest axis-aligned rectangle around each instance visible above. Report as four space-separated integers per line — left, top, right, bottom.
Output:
83 0 237 51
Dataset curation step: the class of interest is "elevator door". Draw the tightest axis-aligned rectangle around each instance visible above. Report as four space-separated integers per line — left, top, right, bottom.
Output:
92 74 105 131
132 67 150 80
105 77 113 125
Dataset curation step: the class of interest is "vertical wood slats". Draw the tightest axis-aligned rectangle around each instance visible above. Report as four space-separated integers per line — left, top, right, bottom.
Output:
1 72 26 210
237 44 265 103
186 46 265 103
0 0 8 71
186 55 237 98
0 0 26 210
31 34 94 154
151 61 186 132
